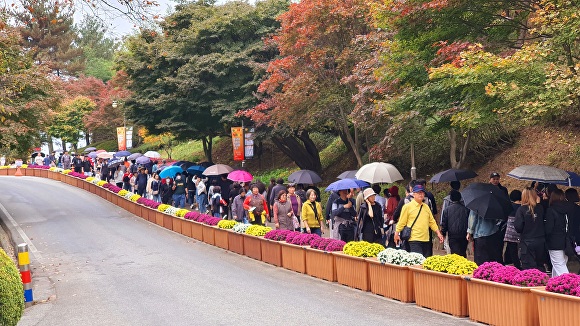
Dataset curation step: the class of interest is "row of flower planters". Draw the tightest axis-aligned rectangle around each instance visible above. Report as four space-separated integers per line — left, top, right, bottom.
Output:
4 168 580 325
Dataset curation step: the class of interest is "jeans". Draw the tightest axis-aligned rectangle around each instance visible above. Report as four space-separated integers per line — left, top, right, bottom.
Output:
309 227 322 236
197 193 207 212
153 194 161 203
173 194 186 208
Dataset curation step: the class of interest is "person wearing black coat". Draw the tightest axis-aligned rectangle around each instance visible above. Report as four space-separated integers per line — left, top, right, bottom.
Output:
357 189 384 244
160 178 174 205
440 190 470 257
545 189 577 276
514 188 546 271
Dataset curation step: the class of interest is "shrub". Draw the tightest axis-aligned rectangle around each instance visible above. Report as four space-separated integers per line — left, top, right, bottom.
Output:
0 248 24 326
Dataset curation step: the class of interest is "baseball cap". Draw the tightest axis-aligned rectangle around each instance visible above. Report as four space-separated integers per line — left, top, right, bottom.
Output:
490 172 500 178
412 185 426 193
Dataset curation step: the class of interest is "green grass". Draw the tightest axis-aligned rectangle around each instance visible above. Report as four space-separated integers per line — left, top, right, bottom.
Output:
252 167 296 184
319 137 347 169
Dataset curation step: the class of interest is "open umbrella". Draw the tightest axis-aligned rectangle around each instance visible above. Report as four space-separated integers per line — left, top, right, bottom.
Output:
179 162 196 170
159 166 184 179
85 147 97 152
187 165 206 175
203 164 234 176
355 162 403 184
136 156 151 165
108 159 123 169
95 149 107 153
507 165 570 183
127 153 143 161
337 170 357 180
144 151 161 159
429 168 478 183
461 183 512 220
87 152 98 159
288 170 322 184
31 152 45 158
227 170 253 183
325 178 369 192
97 152 114 159
554 171 580 187
115 150 132 157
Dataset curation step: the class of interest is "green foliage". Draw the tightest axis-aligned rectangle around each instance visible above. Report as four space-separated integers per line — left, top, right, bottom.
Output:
48 97 96 144
75 16 118 81
252 168 294 184
0 248 24 326
319 137 347 169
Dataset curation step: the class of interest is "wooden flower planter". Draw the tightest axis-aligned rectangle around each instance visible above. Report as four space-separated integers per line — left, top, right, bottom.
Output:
367 258 414 302
213 228 229 250
531 288 580 326
163 214 173 230
190 221 204 241
280 242 306 273
0 169 7 176
409 266 468 317
333 252 369 291
243 234 263 261
154 211 165 227
202 225 216 246
305 247 336 282
40 169 48 178
465 277 539 326
172 218 183 234
228 231 245 255
261 239 282 267
181 220 193 238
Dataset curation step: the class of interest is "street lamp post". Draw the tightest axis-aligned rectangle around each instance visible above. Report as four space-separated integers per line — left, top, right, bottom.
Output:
112 101 125 128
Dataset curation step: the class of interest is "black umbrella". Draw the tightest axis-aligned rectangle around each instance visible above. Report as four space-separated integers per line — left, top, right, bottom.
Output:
288 170 322 184
31 152 45 158
429 168 478 183
337 170 357 180
461 183 512 220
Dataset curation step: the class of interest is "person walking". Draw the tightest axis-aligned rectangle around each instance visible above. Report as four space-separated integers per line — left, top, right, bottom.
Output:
357 188 384 244
172 173 187 209
287 184 302 229
503 190 522 269
231 187 248 223
150 174 162 203
243 183 269 225
440 190 470 257
545 189 575 276
331 189 357 241
160 177 174 205
195 175 208 213
394 185 444 257
301 189 325 236
273 190 295 231
514 187 546 271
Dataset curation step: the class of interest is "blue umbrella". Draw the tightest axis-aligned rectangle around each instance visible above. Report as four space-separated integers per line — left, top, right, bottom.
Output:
159 166 184 179
187 165 206 175
115 150 132 157
554 171 580 187
87 152 98 159
136 156 151 165
325 178 369 192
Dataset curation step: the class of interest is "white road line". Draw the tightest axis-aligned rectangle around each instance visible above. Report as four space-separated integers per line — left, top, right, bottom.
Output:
0 201 43 262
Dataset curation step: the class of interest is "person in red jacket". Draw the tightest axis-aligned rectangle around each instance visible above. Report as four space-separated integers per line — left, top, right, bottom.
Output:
243 183 269 225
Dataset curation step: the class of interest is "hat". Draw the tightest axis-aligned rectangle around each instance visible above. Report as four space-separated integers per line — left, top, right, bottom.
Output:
490 172 500 178
363 188 376 200
412 185 426 193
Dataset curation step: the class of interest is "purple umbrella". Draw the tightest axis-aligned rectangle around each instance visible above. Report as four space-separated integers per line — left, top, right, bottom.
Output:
136 156 151 164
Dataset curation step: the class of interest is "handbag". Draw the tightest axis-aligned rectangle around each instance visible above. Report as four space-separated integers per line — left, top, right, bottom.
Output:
564 214 577 257
292 215 300 229
400 204 423 241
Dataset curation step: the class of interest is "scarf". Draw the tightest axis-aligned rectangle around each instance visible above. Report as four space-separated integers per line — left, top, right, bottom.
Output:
365 200 374 218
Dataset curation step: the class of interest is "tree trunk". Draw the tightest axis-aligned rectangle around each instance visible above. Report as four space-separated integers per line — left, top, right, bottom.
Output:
202 136 213 163
85 131 90 146
47 136 54 154
337 106 363 167
271 131 322 173
448 128 471 169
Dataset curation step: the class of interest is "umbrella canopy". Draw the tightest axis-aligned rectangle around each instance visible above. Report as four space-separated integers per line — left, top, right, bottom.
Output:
159 166 184 179
337 170 357 180
325 178 369 192
115 150 132 157
97 152 114 159
31 152 45 158
179 162 196 170
127 153 143 161
288 170 322 184
429 169 478 183
507 165 570 183
554 171 580 187
87 152 98 159
144 151 161 159
136 156 151 165
186 165 206 175
203 164 234 176
84 147 97 152
355 162 403 184
461 183 512 220
108 159 123 169
95 149 107 153
227 170 253 182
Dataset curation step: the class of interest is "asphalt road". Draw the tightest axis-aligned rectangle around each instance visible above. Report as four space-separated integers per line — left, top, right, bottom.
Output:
0 176 476 326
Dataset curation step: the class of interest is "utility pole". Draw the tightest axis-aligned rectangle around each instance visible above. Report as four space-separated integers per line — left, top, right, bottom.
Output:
410 143 417 180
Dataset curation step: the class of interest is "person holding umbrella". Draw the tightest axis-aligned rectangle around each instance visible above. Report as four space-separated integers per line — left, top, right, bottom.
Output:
330 189 357 241
440 190 470 257
357 188 384 244
514 187 546 271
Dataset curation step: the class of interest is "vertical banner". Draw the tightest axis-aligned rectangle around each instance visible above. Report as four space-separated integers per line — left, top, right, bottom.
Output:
116 127 126 151
125 127 133 149
231 127 245 161
244 128 254 159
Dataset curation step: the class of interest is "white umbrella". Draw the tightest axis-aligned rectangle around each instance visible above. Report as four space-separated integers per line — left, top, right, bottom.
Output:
355 162 403 184
97 152 114 159
203 164 234 176
144 151 161 159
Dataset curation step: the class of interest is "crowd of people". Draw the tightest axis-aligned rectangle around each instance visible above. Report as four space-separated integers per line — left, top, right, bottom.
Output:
30 151 580 275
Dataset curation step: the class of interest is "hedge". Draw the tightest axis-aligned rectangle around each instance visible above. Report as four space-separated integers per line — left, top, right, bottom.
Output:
0 248 24 326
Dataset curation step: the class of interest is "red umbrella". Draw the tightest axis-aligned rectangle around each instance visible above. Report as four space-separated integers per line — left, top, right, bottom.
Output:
227 170 253 182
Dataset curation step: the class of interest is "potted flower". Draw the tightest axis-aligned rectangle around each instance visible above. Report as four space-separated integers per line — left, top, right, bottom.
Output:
333 241 385 292
367 248 425 303
531 273 580 325
410 254 477 317
466 263 546 326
